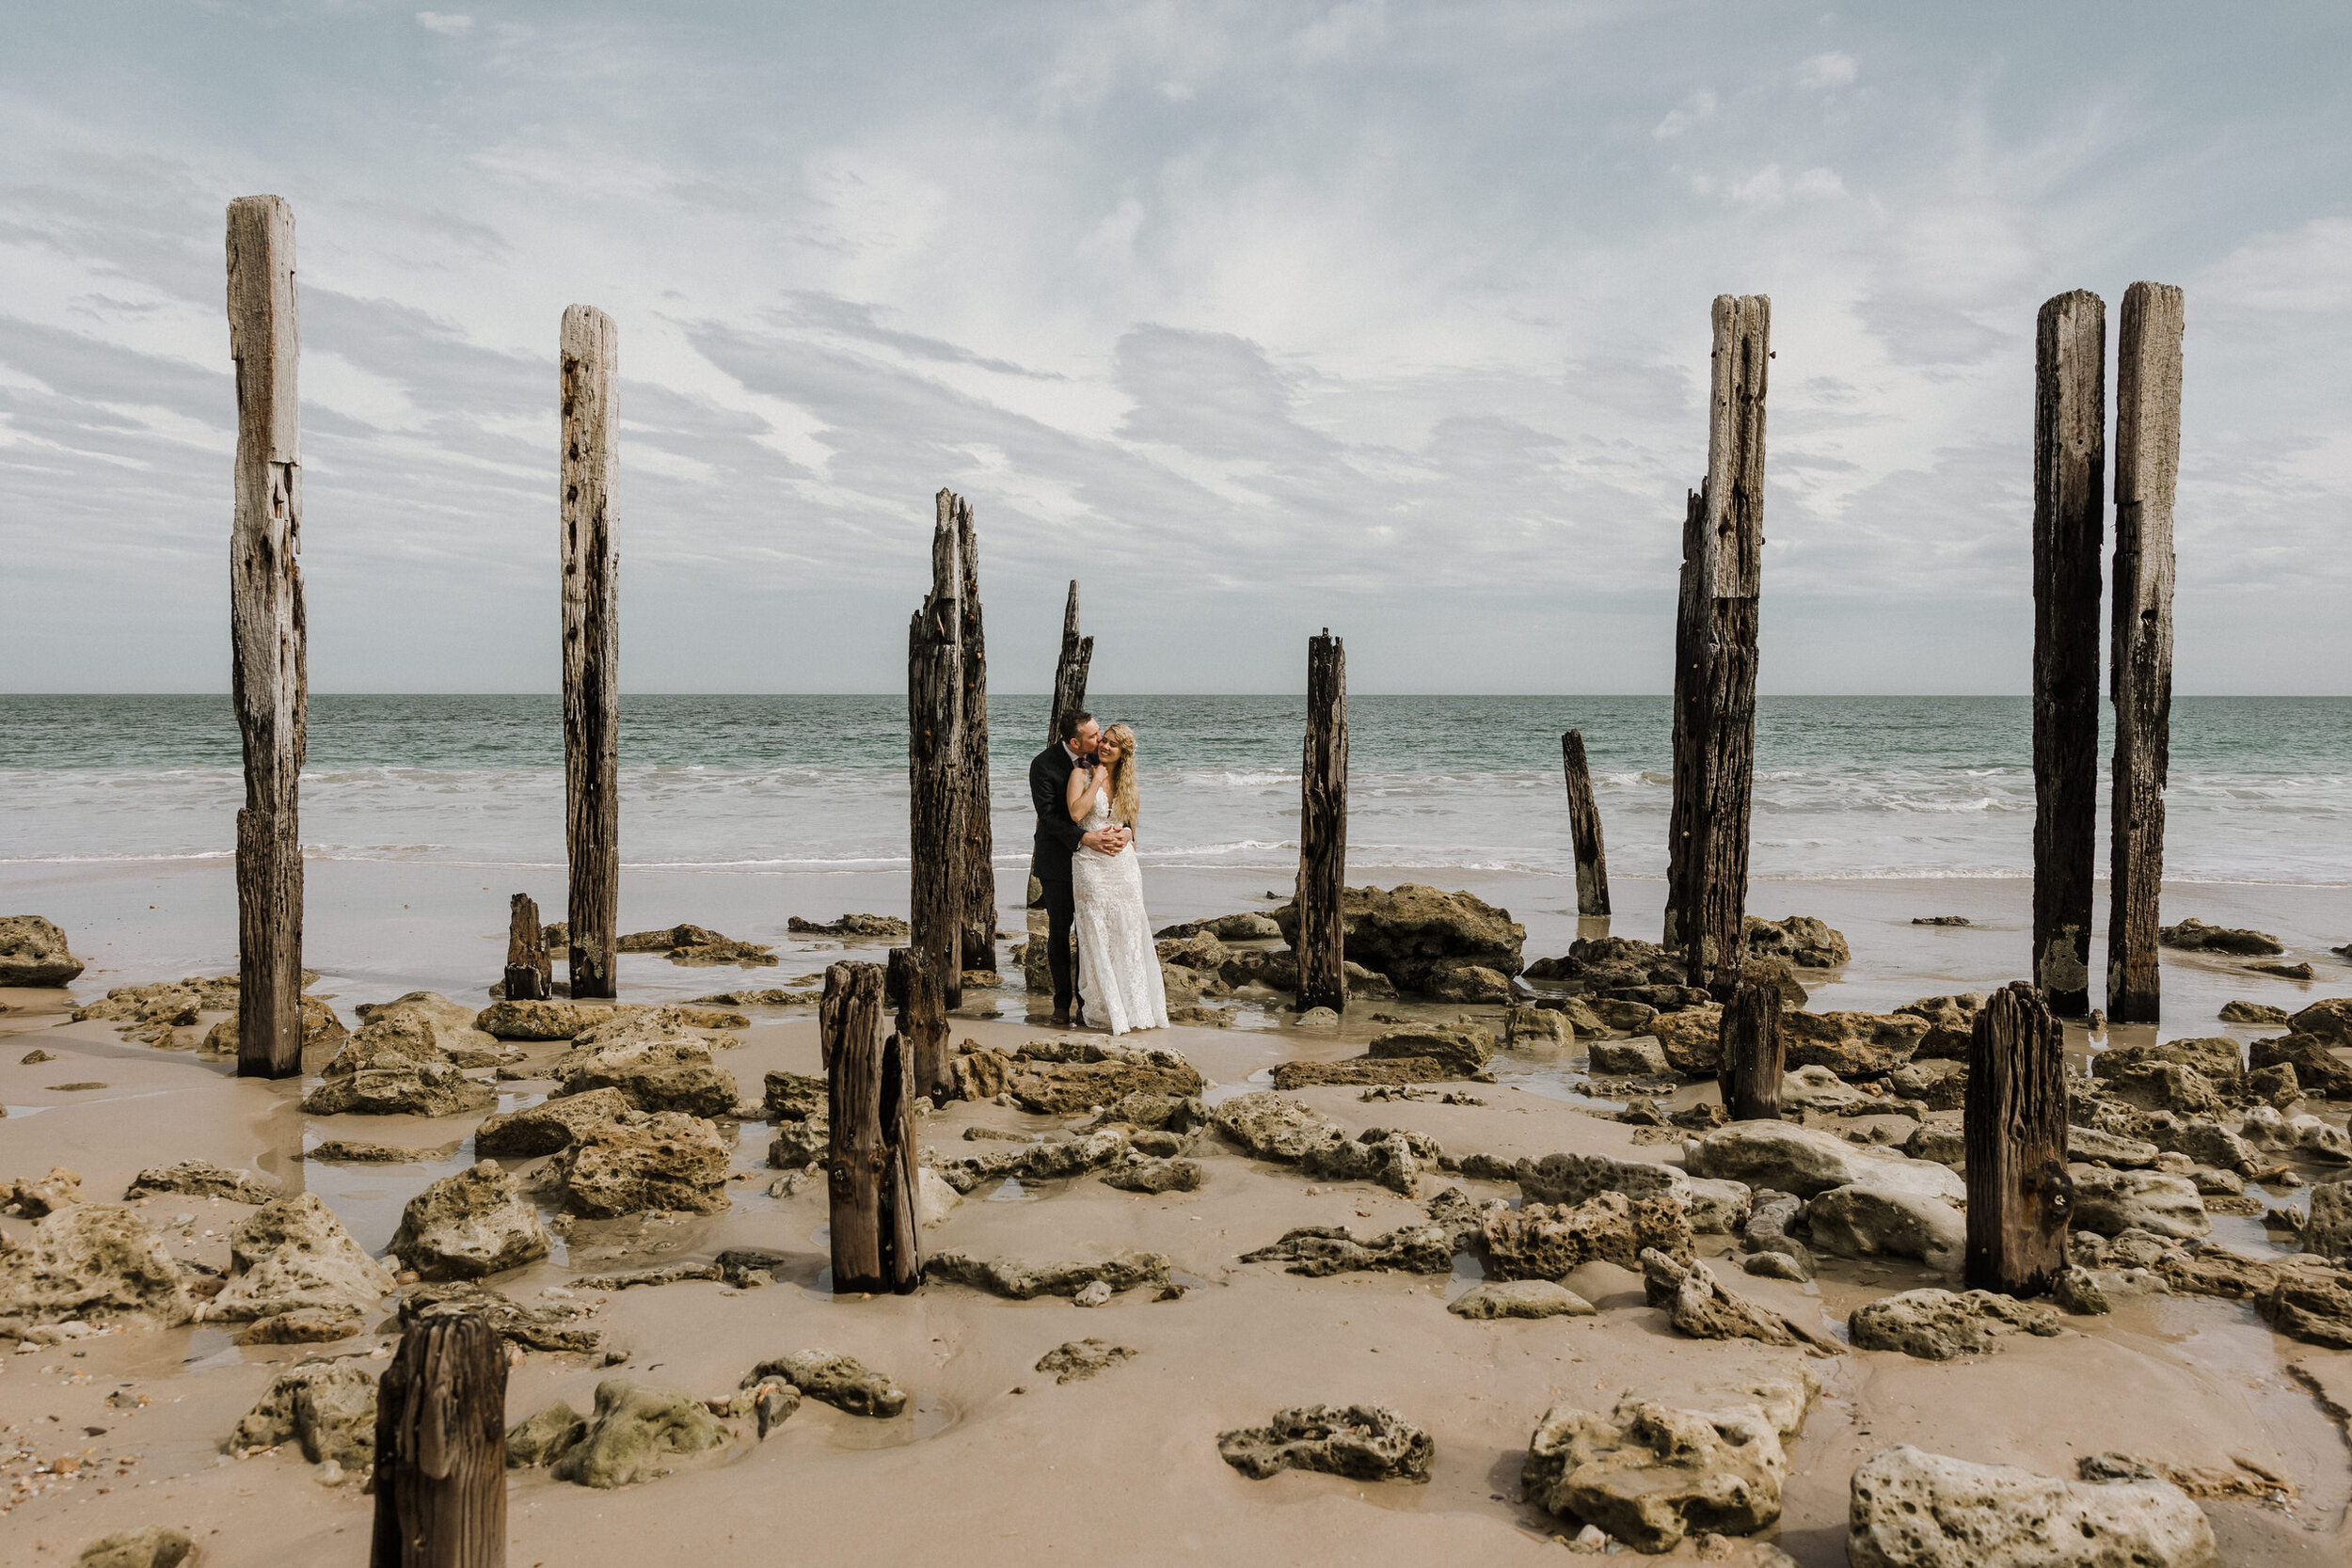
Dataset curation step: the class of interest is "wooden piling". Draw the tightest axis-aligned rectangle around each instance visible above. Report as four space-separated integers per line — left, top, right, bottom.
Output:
1048 579 1094 746
952 496 996 975
1679 294 1769 990
1964 980 2072 1296
560 305 619 1001
227 195 308 1081
502 894 549 1003
1296 631 1348 1013
910 494 964 1039
1561 729 1612 917
822 961 920 1294
1663 486 1706 953
2106 282 2183 1025
2031 290 2106 1017
371 1310 506 1568
1716 976 1784 1121
887 943 950 1108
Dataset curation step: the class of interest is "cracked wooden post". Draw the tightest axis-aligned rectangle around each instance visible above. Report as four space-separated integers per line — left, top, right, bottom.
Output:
502 894 549 1003
1663 486 1705 953
1047 579 1093 748
823 961 919 1294
908 493 963 1080
1562 729 1611 917
1717 975 1784 1121
952 496 996 975
227 194 308 1080
1296 630 1348 1013
560 305 619 1001
2031 290 2106 1018
1964 980 2072 1297
2106 282 2183 1025
371 1309 506 1568
1681 294 1769 991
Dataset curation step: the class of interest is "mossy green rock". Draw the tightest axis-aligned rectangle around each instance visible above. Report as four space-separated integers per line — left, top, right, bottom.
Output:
549 1380 729 1488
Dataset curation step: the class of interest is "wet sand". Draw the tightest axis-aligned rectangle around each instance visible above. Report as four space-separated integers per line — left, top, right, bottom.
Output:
3 860 2350 1564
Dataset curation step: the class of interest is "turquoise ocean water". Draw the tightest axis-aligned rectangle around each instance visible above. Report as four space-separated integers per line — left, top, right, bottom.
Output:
1 694 2347 885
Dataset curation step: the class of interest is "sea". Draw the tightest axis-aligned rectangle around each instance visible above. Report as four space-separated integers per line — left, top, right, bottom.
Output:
2 694 2348 887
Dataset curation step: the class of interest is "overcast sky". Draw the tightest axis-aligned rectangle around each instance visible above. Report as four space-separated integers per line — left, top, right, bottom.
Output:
3 2 2347 695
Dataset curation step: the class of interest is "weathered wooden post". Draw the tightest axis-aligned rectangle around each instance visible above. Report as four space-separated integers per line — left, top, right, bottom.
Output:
1296 630 1348 1013
502 894 550 1002
909 493 964 1052
1964 980 2071 1296
1682 295 1769 990
951 496 996 975
1662 486 1705 951
2106 282 2183 1025
371 1310 506 1568
2031 290 2106 1018
1047 579 1093 747
822 961 920 1294
1716 975 1784 1120
560 305 620 1001
1561 729 1611 917
886 943 949 1107
227 195 308 1081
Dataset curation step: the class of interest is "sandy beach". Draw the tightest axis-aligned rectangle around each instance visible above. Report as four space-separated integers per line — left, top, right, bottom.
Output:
3 859 2349 1565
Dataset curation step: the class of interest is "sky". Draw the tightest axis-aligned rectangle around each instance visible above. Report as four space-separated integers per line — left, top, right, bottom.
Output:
2 1 2348 695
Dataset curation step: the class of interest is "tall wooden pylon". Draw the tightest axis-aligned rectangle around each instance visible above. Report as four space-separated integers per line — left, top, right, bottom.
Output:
1295 631 1349 1013
560 305 620 1000
227 194 308 1080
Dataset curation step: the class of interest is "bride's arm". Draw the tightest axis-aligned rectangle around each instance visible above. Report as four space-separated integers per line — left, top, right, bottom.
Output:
1066 760 1103 822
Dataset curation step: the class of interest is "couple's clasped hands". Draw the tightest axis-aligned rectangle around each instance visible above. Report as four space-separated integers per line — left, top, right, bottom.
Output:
1082 823 1133 854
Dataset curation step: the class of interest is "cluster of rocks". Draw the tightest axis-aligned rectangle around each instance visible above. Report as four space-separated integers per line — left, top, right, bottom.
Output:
949 1035 1205 1113
787 912 910 940
1268 1020 1496 1088
615 923 778 967
1212 1090 1440 1196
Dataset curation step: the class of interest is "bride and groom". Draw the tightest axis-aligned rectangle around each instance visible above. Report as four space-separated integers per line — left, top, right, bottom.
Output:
1028 710 1168 1036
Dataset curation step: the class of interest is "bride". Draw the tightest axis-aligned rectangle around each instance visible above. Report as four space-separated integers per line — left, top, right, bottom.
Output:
1066 722 1168 1035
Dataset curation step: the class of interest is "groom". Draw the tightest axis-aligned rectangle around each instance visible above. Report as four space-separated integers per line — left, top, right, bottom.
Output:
1029 709 1130 1027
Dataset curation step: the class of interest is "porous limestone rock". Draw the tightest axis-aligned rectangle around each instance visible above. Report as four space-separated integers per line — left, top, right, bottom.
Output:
549 1031 738 1117
1210 1090 1436 1196
559 1111 731 1216
72 1526 194 1568
1848 1289 2063 1361
1781 1010 1929 1077
208 1193 396 1322
1504 1004 1573 1046
505 1401 590 1468
229 1360 377 1467
299 1016 495 1118
1847 1444 2219 1567
2069 1169 2210 1241
387 1160 551 1279
1641 1249 1843 1355
473 1087 632 1158
1483 1193 1692 1278
1687 1122 1964 1202
1650 1007 1726 1074
1242 1223 1453 1276
740 1350 907 1418
1217 1404 1433 1482
549 1380 731 1488
1448 1279 1595 1320
1894 993 1984 1059
1364 1021 1495 1075
0 915 84 986
2156 918 2282 957
123 1161 280 1206
951 1037 1206 1113
1035 1338 1137 1383
1589 1037 1669 1075
1270 883 1525 993
2289 997 2352 1048
398 1281 601 1354
473 999 622 1040
1744 914 1850 969
0 1204 189 1331
925 1248 1170 1300
1804 1183 1965 1270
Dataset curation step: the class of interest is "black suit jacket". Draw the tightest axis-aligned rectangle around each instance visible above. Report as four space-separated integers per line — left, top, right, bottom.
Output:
1029 741 1085 894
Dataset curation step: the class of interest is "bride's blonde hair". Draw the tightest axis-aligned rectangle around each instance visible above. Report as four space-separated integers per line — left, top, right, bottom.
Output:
1103 723 1140 826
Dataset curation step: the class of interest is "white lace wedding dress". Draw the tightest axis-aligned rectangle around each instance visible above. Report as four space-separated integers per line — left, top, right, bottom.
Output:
1072 789 1168 1035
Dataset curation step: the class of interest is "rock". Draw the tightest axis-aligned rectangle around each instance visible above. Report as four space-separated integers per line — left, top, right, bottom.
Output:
550 1031 739 1117
1650 1007 1725 1074
1365 1021 1495 1075
2070 1169 2210 1240
1242 1223 1453 1276
1524 1376 1816 1554
1744 913 1850 968
354 990 505 1060
1430 965 1512 1003
2251 961 2315 980
1210 1090 1435 1196
1293 1005 1339 1028
1894 993 1985 1059
1805 1184 1965 1270
229 1360 377 1466
2052 1265 2111 1315
1903 1124 1966 1166
1782 1010 1928 1077
299 1016 496 1118
1684 1178 1755 1235
72 1526 194 1568
787 912 910 939
1217 1404 1433 1482
1743 1250 1813 1282
236 1307 364 1344
198 994 350 1061
505 1401 590 1468
1913 915 1971 927
2246 1063 2304 1107
1448 1279 1596 1319
2137 1112 2260 1172
305 1139 443 1164
1157 911 1282 942
2221 999 2291 1025
0 1204 188 1330
615 924 777 967
2095 1035 2243 1084
1504 1004 1573 1046
1590 1038 1669 1075
209 1193 396 1322
925 1248 1171 1299
2158 918 2282 957
1847 1444 2219 1568
1168 1004 1235 1027
1271 883 1525 993
474 998 621 1040
1887 1060 1968 1111
1640 1249 1844 1354
1514 1150 1685 1206
549 1380 730 1488
1270 1056 1457 1089
1585 995 1662 1033
952 1038 1207 1113
398 1281 601 1353
387 1160 552 1279
1687 1121 1964 1202
560 1111 732 1216
1100 1154 1203 1194
7 1165 86 1216
2290 997 2352 1047
474 1087 633 1157
932 1127 1133 1193
2249 1034 2352 1099
1073 1279 1112 1307
1849 1289 2063 1359
2066 1125 2161 1166
2303 1181 2352 1262
122 1161 279 1205
1780 1064 1872 1113
1035 1338 1136 1382
2258 1274 2352 1349
742 1350 907 1417
0 915 83 986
